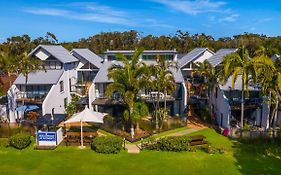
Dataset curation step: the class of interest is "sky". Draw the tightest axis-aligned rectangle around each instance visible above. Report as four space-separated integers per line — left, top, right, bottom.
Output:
0 0 281 42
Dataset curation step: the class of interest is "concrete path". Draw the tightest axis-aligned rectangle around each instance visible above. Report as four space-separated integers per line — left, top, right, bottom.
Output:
166 128 201 137
125 144 140 154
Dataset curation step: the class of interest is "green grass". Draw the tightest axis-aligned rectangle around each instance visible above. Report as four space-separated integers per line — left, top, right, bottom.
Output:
0 128 280 175
97 129 116 137
134 126 188 144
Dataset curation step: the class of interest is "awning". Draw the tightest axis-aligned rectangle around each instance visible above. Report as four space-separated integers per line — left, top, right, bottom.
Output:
35 114 67 126
16 105 39 112
92 98 125 106
76 97 89 105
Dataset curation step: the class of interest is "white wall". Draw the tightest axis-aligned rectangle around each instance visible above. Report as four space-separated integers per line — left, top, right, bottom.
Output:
7 85 19 123
88 83 96 110
261 99 269 128
211 87 231 128
42 69 76 115
195 50 214 63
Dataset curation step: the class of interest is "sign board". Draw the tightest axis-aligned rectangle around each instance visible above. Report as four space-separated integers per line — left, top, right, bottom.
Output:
37 132 57 146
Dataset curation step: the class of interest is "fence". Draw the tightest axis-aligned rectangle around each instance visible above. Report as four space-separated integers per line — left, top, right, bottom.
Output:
229 128 281 140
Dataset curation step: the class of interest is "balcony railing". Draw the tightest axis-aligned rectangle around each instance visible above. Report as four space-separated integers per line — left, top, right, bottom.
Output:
140 92 175 102
229 98 263 110
16 92 47 103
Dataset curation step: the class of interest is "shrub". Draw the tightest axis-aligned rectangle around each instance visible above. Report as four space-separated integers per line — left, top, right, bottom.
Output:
0 138 9 147
201 145 225 154
145 136 190 152
9 134 31 149
91 136 123 154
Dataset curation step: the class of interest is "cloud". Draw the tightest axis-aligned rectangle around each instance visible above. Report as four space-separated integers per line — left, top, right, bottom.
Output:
23 6 132 25
218 14 239 22
257 18 272 24
142 19 176 29
22 2 172 29
24 8 70 16
152 0 227 15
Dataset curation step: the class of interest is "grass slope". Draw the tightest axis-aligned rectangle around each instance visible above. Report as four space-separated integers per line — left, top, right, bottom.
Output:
0 128 280 175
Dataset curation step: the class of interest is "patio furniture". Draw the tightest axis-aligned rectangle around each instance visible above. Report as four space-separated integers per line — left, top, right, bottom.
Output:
189 135 207 146
64 107 106 149
65 132 98 146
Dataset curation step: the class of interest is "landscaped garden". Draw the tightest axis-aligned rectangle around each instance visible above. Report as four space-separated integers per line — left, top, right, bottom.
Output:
0 128 280 175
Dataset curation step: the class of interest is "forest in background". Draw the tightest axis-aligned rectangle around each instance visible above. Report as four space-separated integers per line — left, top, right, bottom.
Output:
1 30 281 56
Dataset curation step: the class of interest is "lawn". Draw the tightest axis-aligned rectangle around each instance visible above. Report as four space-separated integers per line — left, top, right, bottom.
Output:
0 128 280 175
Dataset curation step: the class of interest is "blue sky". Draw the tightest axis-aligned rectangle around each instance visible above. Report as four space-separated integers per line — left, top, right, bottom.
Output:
0 0 280 42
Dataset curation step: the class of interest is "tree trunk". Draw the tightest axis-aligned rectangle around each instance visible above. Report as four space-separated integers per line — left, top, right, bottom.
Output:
266 92 272 129
129 107 135 139
135 122 141 133
155 90 160 131
164 91 167 121
130 122 134 139
241 76 244 128
271 101 278 129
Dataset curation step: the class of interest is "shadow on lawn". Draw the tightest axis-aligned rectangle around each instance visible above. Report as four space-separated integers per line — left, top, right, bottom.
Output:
233 138 281 175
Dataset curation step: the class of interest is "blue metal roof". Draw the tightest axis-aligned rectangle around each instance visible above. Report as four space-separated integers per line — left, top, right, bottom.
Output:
207 48 237 67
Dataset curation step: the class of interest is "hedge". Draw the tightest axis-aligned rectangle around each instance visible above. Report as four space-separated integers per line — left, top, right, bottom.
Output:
0 138 9 147
145 136 191 152
9 134 31 149
91 136 123 154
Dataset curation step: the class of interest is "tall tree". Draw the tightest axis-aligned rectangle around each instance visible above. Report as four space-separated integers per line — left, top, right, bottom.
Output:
106 48 148 138
221 46 275 128
17 52 42 112
220 46 256 128
254 47 280 128
193 60 219 112
150 55 177 130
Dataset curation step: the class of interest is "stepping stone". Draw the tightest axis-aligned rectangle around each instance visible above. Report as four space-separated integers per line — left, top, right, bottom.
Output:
125 144 140 154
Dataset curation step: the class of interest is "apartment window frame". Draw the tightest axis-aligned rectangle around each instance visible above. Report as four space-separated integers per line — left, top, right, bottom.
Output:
64 98 68 108
59 81 64 92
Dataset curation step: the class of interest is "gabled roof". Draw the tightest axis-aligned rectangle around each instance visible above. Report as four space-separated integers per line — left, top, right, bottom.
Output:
208 48 237 67
71 48 103 68
93 61 184 83
30 45 78 63
178 48 213 68
14 70 63 85
104 50 177 55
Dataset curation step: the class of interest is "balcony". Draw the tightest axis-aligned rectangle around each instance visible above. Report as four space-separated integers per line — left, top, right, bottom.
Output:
229 98 263 110
140 92 175 103
16 91 47 103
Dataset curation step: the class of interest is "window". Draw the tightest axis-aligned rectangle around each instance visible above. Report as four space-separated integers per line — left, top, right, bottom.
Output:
60 81 64 92
69 78 72 92
64 98 68 108
215 87 218 99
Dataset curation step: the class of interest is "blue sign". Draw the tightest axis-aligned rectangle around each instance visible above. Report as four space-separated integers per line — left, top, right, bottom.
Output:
38 132 56 142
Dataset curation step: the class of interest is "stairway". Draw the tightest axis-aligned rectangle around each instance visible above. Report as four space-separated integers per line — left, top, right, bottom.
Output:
186 107 208 129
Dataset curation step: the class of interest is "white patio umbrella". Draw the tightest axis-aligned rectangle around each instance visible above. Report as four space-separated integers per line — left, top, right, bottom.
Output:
64 106 106 149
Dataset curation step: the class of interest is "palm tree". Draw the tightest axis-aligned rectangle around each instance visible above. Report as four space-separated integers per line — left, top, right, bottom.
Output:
220 46 256 128
17 52 42 121
221 46 276 128
150 55 177 130
254 48 280 129
106 48 148 138
193 60 219 113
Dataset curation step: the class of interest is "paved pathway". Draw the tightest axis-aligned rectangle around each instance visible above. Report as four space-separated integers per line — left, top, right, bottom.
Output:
166 128 201 137
125 144 140 154
125 128 204 154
